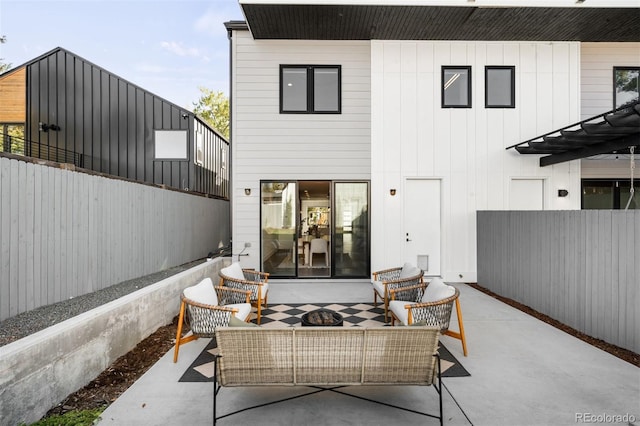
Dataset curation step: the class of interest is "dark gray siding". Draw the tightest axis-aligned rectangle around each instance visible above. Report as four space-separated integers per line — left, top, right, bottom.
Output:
23 48 228 198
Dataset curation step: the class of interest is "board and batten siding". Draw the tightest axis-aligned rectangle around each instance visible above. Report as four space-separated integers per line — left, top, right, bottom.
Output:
0 155 230 321
477 210 639 353
230 31 371 266
371 41 582 282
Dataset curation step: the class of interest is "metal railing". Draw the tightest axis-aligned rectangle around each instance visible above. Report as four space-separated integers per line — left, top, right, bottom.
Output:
1 133 83 167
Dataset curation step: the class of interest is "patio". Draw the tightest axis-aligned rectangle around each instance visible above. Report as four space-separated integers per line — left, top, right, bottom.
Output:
99 281 639 426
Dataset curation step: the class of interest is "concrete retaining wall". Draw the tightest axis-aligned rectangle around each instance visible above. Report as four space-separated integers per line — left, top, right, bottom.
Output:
0 257 230 425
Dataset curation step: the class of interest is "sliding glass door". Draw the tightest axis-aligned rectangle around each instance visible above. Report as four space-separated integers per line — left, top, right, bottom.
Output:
333 182 369 277
260 180 369 278
261 181 297 277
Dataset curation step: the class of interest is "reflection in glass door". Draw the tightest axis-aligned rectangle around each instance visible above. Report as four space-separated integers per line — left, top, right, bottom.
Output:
261 180 369 278
261 181 297 277
333 182 369 277
298 181 331 278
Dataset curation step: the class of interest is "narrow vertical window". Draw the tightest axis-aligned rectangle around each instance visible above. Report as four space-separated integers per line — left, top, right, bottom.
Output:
613 67 639 109
280 65 341 113
442 66 471 108
486 66 515 108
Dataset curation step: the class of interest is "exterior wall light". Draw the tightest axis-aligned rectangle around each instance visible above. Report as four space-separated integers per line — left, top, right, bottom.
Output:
390 189 396 196
244 188 251 196
558 189 569 197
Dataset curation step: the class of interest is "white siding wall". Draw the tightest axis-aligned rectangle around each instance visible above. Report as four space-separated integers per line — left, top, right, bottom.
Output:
580 42 640 179
580 42 640 118
371 41 582 282
230 31 371 268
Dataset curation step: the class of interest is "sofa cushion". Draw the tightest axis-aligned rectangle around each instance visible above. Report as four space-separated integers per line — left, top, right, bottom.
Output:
228 314 258 327
183 278 218 306
422 277 455 303
221 262 245 281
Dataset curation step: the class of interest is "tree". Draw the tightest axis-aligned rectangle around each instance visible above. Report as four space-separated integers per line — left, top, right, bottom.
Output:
192 88 229 139
0 35 11 74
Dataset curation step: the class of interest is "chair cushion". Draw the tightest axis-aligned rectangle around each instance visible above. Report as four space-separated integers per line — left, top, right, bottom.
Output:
183 278 218 306
422 277 455 303
228 314 258 327
226 303 252 321
389 300 410 325
399 262 416 278
372 280 384 296
221 262 245 281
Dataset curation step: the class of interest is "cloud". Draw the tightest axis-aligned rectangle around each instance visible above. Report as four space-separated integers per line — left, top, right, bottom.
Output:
160 41 201 58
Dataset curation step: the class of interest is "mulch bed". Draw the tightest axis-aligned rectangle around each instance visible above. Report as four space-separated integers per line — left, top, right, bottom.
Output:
468 283 639 367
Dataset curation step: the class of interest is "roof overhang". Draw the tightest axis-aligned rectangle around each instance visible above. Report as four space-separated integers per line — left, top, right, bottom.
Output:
237 1 640 41
508 101 640 167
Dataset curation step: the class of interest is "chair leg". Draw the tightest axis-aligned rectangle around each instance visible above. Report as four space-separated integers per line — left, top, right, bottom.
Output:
444 298 468 356
173 301 186 363
174 301 199 362
255 300 262 325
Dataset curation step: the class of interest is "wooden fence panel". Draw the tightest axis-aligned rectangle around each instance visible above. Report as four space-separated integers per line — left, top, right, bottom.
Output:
0 156 230 321
478 209 639 353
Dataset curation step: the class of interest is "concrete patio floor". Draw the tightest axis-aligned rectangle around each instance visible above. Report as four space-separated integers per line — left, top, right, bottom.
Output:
99 282 639 426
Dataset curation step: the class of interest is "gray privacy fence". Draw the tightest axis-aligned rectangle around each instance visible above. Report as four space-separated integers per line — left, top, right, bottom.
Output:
477 210 639 353
0 155 230 321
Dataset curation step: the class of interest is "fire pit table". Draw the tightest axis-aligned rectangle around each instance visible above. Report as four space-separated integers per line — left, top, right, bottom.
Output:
301 308 344 327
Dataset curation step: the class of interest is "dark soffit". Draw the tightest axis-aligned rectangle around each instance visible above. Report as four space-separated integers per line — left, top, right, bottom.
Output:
238 4 640 42
508 101 640 167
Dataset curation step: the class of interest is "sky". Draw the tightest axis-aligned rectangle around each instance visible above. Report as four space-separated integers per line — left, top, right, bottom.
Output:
0 0 245 111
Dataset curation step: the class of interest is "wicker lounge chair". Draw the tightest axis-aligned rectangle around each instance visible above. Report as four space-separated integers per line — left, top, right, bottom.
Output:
371 263 424 322
219 262 270 324
173 278 251 362
389 277 468 356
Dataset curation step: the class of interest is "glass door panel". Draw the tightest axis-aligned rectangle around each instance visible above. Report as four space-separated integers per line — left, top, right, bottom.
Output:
333 182 369 277
261 181 297 277
298 181 331 277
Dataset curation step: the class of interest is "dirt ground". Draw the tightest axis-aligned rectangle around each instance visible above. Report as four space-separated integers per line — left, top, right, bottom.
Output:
44 284 638 419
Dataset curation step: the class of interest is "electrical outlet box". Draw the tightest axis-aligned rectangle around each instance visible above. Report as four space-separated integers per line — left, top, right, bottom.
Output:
244 242 251 248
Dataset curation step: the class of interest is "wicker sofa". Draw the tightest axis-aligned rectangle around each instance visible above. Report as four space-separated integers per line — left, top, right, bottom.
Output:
213 326 444 425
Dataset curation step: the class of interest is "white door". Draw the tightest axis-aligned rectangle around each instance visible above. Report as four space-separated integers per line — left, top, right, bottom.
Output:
404 179 441 276
510 179 545 210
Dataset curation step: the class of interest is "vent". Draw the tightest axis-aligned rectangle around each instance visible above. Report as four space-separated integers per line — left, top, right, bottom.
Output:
417 255 429 272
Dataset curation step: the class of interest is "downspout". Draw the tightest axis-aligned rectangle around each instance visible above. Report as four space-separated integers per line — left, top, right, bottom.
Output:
226 23 234 256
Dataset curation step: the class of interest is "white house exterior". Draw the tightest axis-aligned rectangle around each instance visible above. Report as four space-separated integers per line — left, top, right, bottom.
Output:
226 1 639 282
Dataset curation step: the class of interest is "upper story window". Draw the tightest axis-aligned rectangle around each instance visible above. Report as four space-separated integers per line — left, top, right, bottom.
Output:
485 66 515 108
442 66 471 108
613 67 639 109
280 65 341 114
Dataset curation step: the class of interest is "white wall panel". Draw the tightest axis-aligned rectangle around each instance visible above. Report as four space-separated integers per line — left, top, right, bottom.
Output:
231 32 371 266
372 40 582 282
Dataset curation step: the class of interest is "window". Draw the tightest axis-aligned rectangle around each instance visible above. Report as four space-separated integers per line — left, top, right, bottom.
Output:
154 130 187 160
280 65 341 113
613 67 639 109
486 66 515 108
442 66 471 108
